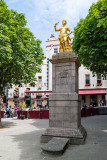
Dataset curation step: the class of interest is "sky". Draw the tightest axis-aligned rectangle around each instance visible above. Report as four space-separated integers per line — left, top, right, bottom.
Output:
5 0 98 55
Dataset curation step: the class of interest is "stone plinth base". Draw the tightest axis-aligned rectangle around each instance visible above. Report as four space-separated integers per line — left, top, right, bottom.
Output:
41 125 87 145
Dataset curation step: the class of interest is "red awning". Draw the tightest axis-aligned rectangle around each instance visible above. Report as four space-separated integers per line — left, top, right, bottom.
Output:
46 92 52 96
25 90 52 94
79 89 106 95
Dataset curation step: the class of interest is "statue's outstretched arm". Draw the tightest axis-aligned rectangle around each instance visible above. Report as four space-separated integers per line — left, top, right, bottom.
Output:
54 22 60 32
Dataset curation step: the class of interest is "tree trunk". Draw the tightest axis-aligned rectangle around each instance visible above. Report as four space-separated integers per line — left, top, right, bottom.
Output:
0 111 2 128
0 86 3 128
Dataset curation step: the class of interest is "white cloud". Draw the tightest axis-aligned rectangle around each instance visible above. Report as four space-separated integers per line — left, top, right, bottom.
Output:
31 0 98 25
27 0 98 53
5 0 98 53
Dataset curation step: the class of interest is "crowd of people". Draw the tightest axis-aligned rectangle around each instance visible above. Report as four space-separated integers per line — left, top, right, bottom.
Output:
98 99 105 107
1 100 105 118
1 106 18 118
82 99 106 109
30 105 49 111
1 104 49 118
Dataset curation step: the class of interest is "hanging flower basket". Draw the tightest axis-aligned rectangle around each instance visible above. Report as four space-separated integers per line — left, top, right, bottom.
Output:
85 83 90 86
97 83 102 86
36 94 42 98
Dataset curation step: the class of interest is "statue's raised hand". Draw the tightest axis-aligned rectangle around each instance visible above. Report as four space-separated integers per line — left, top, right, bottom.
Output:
55 22 59 26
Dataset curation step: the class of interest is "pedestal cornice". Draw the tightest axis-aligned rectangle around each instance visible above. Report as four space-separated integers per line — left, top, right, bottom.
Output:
49 51 81 67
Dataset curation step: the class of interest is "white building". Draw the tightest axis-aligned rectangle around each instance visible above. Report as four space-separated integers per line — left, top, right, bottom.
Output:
46 34 59 90
79 65 107 106
6 34 107 108
7 58 47 108
45 34 107 107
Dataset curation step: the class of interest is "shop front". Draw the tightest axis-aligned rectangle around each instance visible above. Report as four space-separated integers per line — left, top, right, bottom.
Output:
79 89 106 107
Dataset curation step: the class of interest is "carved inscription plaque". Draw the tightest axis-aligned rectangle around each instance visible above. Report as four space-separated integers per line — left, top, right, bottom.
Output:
59 70 68 84
55 65 72 92
59 70 68 78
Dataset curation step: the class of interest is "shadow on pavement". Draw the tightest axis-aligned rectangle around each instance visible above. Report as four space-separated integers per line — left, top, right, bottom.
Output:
1 120 17 129
10 116 107 160
12 119 49 160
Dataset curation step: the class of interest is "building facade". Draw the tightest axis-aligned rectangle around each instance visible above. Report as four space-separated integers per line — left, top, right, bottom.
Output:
46 34 59 90
5 34 107 108
79 65 107 107
46 34 107 107
7 58 47 108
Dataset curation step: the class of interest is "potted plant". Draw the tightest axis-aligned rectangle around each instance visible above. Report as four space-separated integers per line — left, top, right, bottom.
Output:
18 102 27 120
85 83 90 86
97 83 102 86
36 94 42 98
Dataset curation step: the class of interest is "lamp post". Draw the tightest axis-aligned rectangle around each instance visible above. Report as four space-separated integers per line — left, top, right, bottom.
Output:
0 84 3 128
6 87 8 108
30 93 31 108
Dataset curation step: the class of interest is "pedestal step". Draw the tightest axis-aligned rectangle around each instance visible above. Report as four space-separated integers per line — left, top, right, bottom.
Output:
41 125 87 144
41 137 69 155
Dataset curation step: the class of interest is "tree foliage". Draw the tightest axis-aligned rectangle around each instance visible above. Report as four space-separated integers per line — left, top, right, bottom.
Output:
72 0 107 78
0 0 44 94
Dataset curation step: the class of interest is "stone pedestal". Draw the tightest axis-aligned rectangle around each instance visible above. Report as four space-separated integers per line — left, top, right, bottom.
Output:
41 52 87 144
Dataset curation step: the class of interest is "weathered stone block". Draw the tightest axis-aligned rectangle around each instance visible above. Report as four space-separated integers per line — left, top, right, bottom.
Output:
41 137 69 155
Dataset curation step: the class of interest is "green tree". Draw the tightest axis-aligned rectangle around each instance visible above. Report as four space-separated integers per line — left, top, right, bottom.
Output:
72 0 107 78
0 0 44 92
0 0 44 126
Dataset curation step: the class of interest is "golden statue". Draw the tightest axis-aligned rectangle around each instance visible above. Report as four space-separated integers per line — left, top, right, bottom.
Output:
54 20 72 52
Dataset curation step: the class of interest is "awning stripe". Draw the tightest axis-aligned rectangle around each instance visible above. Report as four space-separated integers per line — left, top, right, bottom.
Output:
79 89 106 94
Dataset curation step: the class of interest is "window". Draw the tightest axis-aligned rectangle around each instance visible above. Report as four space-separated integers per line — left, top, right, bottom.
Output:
97 75 102 86
37 87 41 90
14 88 19 97
26 88 30 91
90 95 97 106
38 76 42 83
44 82 47 86
97 75 101 83
85 75 90 86
25 88 30 96
14 88 19 92
10 93 12 96
54 48 58 53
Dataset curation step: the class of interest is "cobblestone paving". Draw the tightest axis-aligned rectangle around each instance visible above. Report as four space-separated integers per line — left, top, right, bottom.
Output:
0 115 107 160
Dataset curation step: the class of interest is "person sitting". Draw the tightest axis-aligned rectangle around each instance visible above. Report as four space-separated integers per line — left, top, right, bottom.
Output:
83 103 87 109
6 107 10 118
